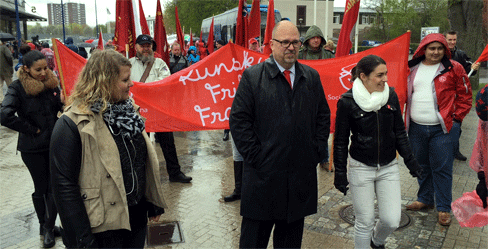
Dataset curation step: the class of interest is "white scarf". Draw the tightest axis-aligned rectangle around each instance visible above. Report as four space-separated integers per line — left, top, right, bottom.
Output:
352 78 389 112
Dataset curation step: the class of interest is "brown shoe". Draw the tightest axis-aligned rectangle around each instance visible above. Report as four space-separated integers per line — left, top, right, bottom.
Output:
405 201 434 211
438 212 451 226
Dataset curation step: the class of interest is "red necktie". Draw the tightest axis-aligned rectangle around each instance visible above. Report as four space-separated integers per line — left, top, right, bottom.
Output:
283 70 292 88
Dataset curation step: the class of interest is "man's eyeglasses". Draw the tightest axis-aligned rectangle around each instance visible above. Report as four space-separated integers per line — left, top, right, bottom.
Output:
272 39 301 48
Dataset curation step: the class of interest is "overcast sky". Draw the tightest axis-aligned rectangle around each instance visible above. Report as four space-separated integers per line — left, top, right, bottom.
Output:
25 0 349 27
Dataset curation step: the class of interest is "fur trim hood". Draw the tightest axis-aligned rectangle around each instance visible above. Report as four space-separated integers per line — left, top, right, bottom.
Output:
17 67 59 96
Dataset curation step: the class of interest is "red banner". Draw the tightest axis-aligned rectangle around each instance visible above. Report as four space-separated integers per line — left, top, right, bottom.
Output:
154 0 169 65
247 0 261 39
54 33 411 133
52 39 86 97
336 0 361 57
138 0 150 35
262 0 274 55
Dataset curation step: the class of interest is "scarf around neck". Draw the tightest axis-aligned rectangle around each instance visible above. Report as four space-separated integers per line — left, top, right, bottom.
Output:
352 78 389 112
18 67 59 96
90 99 145 139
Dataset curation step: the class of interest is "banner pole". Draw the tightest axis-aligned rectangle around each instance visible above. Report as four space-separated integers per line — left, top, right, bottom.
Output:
126 44 130 58
52 38 67 98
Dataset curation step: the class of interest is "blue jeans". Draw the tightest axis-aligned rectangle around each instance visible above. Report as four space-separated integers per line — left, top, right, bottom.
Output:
408 121 460 212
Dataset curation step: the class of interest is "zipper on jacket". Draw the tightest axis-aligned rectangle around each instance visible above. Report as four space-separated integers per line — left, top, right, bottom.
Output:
376 111 380 170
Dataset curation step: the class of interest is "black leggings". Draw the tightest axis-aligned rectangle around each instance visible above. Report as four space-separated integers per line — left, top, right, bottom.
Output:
21 151 51 196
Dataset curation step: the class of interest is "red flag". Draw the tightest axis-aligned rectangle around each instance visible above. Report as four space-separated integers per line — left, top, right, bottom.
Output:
336 0 361 57
248 0 261 39
53 31 410 133
154 0 169 65
262 0 275 55
199 30 203 44
235 0 247 47
138 0 150 35
97 31 104 50
114 0 137 58
175 6 186 56
189 29 193 47
52 39 86 97
207 17 215 54
475 44 488 63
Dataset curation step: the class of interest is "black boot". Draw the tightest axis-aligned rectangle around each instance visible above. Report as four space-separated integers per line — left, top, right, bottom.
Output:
32 194 46 236
455 151 467 161
224 161 243 202
223 129 230 141
42 194 57 248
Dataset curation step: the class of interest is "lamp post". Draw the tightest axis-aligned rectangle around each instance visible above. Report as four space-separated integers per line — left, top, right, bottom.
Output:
61 0 66 43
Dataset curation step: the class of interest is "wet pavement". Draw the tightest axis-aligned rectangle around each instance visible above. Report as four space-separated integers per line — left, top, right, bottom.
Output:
1 105 487 248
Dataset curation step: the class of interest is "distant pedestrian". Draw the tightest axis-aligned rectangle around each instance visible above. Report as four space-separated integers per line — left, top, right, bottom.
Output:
186 46 199 65
64 37 79 54
333 55 422 248
40 42 55 70
1 50 63 248
1 40 13 100
405 33 472 226
298 25 334 60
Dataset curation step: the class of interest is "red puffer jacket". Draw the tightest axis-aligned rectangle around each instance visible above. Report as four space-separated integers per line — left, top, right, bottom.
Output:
406 33 472 133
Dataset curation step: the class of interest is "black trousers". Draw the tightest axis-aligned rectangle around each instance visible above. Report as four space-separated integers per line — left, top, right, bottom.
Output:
239 217 305 249
21 151 51 196
154 132 182 177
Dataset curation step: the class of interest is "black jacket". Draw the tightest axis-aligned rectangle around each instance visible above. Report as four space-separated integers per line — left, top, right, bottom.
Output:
333 88 419 183
452 47 476 76
230 56 330 222
1 80 62 152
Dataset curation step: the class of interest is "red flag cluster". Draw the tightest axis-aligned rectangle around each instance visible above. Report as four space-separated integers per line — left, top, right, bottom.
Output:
154 0 169 65
336 0 361 57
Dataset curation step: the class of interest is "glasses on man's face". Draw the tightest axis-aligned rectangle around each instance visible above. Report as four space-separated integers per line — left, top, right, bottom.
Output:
272 39 301 49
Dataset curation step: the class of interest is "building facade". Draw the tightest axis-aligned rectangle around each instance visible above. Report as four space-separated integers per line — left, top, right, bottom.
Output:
47 2 86 26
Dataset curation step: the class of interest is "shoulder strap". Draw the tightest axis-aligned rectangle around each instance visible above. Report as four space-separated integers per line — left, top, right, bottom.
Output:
139 58 155 83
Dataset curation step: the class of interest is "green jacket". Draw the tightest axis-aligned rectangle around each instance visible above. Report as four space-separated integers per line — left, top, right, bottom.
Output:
298 25 334 60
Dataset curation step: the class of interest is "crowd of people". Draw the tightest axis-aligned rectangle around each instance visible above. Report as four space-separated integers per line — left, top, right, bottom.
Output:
1 20 486 249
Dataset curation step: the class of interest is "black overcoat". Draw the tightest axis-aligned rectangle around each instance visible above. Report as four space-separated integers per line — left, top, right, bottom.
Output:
230 56 330 223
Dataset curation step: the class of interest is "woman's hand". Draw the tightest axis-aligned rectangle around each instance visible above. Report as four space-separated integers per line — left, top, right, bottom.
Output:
148 214 161 222
36 128 41 134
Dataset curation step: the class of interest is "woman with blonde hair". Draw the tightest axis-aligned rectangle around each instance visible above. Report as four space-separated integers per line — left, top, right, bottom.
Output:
50 49 167 248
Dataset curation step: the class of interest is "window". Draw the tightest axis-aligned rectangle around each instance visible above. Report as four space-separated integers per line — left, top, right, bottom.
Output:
333 14 340 24
297 6 306 26
362 15 369 24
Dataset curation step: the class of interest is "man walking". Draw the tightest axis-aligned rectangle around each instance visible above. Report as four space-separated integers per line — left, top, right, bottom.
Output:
169 43 189 74
445 30 480 161
405 33 472 226
1 40 13 103
230 21 330 248
298 25 334 60
129 34 192 183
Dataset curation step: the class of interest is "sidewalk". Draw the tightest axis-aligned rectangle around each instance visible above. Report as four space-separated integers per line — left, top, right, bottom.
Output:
0 107 486 248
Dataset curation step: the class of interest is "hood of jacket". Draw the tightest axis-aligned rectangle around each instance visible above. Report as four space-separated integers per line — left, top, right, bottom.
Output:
412 33 451 61
188 46 197 53
304 25 326 47
65 37 74 45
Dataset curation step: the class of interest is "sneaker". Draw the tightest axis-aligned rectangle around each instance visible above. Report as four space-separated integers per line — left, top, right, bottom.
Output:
370 239 385 249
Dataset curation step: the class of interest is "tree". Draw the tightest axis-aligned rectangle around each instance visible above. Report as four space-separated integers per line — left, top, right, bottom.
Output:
163 0 244 36
448 0 486 89
363 0 449 43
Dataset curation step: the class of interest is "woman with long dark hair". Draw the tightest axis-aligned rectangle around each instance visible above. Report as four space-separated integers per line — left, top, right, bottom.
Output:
333 55 422 248
1 50 63 248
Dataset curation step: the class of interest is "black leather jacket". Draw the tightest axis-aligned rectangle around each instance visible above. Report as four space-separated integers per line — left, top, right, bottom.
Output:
1 80 62 152
333 87 419 181
451 47 476 76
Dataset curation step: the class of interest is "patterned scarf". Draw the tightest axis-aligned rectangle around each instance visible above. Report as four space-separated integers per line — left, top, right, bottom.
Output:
91 99 145 139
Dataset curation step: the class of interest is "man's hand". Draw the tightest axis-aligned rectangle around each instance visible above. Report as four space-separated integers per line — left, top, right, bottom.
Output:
472 62 480 71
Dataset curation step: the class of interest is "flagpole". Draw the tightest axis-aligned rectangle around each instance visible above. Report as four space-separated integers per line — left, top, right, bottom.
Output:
354 14 359 53
325 0 329 39
51 38 67 98
314 0 317 25
95 0 99 34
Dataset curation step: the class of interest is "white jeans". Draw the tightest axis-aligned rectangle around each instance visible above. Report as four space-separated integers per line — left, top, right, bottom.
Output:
348 157 401 248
